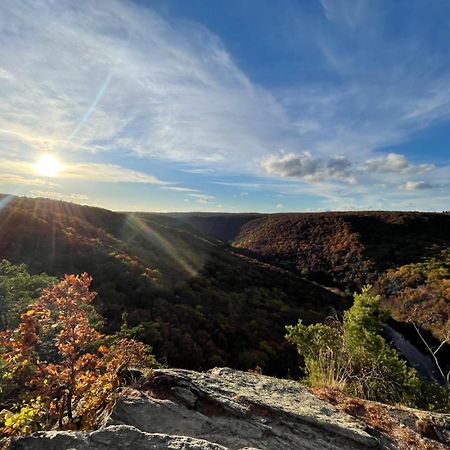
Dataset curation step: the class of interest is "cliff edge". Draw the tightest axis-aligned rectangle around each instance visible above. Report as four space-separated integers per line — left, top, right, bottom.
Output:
7 368 450 450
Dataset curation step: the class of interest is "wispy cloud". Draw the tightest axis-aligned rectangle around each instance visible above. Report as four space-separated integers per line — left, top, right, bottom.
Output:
319 0 369 28
0 0 288 171
0 0 449 210
0 158 168 185
0 174 56 187
162 186 201 193
187 193 216 204
64 163 169 185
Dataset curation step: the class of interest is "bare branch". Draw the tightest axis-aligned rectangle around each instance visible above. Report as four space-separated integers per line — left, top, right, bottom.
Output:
409 320 449 390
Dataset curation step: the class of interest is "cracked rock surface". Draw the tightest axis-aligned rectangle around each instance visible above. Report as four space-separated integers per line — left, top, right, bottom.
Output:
8 368 450 449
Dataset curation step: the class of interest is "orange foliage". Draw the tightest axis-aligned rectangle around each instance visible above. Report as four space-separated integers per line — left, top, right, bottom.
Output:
0 274 152 435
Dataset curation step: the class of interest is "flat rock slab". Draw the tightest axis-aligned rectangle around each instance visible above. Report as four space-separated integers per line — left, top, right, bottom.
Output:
107 368 378 450
10 368 449 449
9 425 229 450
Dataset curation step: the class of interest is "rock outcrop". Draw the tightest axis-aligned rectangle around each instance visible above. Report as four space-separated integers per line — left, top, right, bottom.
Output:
8 368 450 450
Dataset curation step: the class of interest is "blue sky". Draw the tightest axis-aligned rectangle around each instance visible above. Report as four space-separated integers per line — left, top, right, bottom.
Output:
0 0 449 212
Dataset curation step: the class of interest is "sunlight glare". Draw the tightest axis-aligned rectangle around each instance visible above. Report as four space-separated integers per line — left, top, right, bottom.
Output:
34 154 63 177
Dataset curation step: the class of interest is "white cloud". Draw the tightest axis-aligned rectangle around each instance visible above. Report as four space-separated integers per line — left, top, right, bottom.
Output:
364 153 434 174
262 151 439 186
162 186 200 193
262 152 355 182
276 203 284 209
0 68 14 81
263 152 320 178
401 181 435 191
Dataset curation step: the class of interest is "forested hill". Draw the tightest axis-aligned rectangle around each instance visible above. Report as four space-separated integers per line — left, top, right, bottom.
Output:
164 211 449 289
0 194 344 375
1 194 448 371
163 210 450 348
232 212 450 289
155 212 262 242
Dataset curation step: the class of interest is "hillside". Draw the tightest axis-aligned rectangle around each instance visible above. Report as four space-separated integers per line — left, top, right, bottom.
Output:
160 212 262 242
1 195 448 374
232 212 450 356
230 212 449 289
156 211 450 289
169 211 449 348
0 194 344 375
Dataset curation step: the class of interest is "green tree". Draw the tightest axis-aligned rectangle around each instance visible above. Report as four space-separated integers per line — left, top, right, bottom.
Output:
0 260 56 330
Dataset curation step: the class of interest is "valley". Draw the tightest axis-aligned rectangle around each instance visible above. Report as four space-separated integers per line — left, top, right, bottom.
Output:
1 194 448 378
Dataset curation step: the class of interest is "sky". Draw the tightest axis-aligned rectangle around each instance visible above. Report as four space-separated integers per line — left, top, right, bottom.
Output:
0 0 449 212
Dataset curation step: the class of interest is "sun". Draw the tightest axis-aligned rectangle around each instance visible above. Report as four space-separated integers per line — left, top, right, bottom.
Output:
34 154 63 177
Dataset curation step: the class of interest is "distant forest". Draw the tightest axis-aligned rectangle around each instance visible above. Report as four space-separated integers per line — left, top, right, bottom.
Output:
0 194 449 376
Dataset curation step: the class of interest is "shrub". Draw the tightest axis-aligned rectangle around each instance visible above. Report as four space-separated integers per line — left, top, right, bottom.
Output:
286 286 449 410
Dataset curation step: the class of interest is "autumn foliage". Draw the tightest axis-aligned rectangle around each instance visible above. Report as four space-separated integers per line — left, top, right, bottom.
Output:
0 273 154 436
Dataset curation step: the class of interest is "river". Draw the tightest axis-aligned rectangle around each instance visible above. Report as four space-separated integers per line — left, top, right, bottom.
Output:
384 325 444 384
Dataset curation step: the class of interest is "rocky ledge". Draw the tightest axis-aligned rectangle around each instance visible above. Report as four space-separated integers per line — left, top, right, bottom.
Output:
8 368 450 450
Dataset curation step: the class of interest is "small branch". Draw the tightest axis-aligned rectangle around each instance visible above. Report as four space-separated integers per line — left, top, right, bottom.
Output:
434 338 449 356
410 320 449 389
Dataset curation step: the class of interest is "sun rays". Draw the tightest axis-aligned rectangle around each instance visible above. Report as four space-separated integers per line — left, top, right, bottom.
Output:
124 214 200 278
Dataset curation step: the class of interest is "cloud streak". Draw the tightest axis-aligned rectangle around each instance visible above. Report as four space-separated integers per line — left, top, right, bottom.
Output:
0 0 288 171
401 181 444 191
29 190 89 202
0 158 168 186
